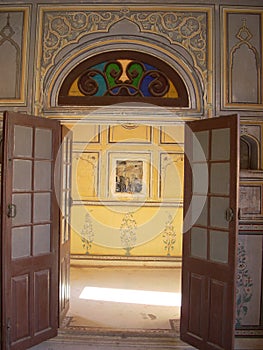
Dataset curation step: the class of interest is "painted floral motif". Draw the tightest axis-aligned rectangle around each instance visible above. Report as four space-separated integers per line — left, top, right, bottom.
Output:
236 240 253 327
120 213 137 256
42 10 208 71
162 214 176 256
81 212 95 255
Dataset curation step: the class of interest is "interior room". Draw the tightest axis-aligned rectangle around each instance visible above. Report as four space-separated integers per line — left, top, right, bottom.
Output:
0 1 263 350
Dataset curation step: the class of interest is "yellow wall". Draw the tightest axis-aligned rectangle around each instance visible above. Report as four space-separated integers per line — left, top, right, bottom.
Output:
67 122 184 257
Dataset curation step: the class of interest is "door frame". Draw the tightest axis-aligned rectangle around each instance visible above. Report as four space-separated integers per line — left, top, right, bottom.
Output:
0 113 243 348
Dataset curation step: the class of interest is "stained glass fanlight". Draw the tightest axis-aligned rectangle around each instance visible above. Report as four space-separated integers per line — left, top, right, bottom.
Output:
58 51 189 107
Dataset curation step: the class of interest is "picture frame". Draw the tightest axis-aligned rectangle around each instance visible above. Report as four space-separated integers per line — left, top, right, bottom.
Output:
108 152 151 199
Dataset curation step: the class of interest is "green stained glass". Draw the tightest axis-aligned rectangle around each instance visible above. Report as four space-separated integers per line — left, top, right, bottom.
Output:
127 62 144 88
105 62 121 88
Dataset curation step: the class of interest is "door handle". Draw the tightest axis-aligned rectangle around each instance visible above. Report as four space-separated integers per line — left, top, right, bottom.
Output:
225 207 234 222
7 204 16 218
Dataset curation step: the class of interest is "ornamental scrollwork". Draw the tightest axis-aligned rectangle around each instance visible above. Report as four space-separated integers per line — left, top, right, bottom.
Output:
77 60 170 98
131 12 206 68
42 9 208 74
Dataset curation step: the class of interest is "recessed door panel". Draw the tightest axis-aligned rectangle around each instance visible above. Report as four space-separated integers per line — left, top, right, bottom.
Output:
34 270 51 334
11 274 30 343
188 273 206 337
208 279 228 347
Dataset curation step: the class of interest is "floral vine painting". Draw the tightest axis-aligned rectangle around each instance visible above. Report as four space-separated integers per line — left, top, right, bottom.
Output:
81 212 95 255
120 213 137 256
236 240 253 327
162 214 176 256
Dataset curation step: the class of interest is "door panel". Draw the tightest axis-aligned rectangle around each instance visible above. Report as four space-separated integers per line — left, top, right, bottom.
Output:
59 126 72 324
1 111 61 350
181 115 240 350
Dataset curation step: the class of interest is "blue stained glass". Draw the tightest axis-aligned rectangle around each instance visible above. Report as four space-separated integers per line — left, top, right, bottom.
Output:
92 73 107 96
144 64 156 71
112 87 121 94
92 63 106 71
140 75 155 96
110 86 138 95
128 87 137 95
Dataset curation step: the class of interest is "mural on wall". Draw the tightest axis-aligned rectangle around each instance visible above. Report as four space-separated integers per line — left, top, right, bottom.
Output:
236 235 263 328
162 214 177 256
160 153 184 200
120 212 137 256
109 152 150 199
236 239 253 327
0 9 28 103
70 204 183 257
72 152 99 199
116 160 143 194
81 212 95 255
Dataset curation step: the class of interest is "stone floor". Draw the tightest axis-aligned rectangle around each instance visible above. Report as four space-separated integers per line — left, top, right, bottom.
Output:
66 266 181 330
29 266 263 350
29 331 263 350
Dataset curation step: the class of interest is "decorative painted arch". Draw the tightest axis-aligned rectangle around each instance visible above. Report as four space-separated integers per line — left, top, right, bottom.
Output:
58 51 189 108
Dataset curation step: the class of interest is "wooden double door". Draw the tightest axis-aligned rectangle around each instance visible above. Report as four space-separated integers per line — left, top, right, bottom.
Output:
1 112 239 350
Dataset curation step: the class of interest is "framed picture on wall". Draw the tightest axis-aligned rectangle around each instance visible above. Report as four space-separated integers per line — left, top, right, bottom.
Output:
108 152 151 199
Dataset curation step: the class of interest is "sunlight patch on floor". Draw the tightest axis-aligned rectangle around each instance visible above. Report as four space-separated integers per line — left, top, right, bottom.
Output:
79 286 181 306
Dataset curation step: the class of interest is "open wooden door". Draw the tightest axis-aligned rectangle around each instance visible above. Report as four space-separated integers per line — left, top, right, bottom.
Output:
59 126 72 324
1 111 61 349
180 115 240 349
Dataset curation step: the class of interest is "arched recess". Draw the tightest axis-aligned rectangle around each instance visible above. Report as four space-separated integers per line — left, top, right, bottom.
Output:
44 39 204 116
240 134 260 170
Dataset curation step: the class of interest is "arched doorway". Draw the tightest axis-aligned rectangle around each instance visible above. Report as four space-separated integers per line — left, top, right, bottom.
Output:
44 43 204 335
